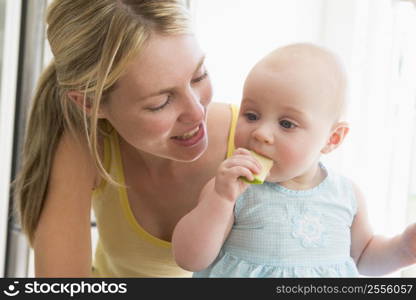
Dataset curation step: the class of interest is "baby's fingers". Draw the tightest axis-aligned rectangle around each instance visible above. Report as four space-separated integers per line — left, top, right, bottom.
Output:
223 156 261 176
228 166 255 182
233 148 252 156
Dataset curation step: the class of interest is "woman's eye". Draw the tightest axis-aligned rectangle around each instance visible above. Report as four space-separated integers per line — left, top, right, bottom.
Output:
280 120 296 129
147 96 172 112
191 71 208 83
244 112 258 121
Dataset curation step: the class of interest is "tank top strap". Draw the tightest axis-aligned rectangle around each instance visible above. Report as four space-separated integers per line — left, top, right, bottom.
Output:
226 104 239 158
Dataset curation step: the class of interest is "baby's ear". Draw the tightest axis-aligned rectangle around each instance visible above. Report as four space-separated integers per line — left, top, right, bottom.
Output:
321 121 349 154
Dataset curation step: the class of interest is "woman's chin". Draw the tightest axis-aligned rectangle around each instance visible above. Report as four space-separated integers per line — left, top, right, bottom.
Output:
174 140 208 162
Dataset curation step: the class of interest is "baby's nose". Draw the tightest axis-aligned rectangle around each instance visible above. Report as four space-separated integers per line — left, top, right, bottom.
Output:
253 126 274 145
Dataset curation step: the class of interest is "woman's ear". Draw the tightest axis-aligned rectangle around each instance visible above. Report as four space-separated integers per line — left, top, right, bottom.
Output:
321 121 349 154
67 91 105 118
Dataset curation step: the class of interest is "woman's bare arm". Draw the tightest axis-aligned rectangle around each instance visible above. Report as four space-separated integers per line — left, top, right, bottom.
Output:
33 132 98 277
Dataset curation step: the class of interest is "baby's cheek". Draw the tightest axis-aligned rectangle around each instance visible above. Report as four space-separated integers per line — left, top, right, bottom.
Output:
280 144 300 162
234 127 248 149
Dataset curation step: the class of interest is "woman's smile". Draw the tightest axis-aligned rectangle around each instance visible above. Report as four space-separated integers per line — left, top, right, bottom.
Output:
171 123 205 147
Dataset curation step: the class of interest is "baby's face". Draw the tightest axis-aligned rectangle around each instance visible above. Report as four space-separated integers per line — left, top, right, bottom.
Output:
235 63 339 183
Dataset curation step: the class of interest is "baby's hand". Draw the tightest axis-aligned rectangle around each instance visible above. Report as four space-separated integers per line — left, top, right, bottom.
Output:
401 223 416 263
214 148 262 202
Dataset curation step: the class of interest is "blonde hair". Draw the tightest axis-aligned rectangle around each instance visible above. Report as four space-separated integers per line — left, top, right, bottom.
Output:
13 0 192 245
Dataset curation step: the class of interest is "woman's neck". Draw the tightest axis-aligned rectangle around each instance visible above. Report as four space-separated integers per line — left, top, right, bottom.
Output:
118 135 181 181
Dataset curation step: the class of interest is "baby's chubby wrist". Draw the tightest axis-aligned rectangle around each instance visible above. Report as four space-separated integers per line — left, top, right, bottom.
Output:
213 174 246 204
213 181 239 204
203 189 236 219
198 177 236 215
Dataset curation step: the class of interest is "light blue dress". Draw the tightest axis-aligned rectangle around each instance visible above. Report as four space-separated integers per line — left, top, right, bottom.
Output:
194 165 359 277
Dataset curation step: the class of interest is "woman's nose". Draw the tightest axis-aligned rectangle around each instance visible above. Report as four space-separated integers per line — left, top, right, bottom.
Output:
178 88 204 124
253 124 274 145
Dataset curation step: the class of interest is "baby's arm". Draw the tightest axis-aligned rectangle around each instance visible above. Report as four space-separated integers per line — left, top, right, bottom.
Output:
172 148 261 272
350 183 416 275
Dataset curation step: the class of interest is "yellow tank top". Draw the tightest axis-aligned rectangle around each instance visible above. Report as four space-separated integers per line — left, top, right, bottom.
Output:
91 104 239 277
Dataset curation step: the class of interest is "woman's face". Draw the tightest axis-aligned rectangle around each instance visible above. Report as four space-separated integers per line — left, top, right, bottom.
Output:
101 34 212 162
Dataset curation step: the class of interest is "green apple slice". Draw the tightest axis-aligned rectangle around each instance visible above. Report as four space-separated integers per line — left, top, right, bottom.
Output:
241 151 273 184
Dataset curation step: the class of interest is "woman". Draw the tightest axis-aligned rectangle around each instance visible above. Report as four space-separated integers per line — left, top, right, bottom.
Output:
14 0 238 277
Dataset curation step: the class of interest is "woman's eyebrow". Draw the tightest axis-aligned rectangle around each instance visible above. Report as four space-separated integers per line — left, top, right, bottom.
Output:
139 55 206 101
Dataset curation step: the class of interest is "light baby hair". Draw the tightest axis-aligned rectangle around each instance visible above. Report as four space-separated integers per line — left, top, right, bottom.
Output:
257 43 348 122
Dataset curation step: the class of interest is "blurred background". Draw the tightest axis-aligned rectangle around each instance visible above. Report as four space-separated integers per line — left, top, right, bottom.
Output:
0 0 415 277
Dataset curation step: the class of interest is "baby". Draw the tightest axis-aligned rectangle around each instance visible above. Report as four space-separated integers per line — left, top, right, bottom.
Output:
172 43 416 277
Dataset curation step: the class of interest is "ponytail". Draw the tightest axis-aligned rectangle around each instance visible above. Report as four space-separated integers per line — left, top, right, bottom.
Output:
13 62 64 245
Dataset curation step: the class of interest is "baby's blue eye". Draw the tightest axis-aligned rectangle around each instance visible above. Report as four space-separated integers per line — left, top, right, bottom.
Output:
280 120 296 129
245 113 258 121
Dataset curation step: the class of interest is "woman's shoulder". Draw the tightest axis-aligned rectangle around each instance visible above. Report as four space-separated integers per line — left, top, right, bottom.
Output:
54 130 100 189
205 102 235 155
207 101 233 117
207 102 235 139
187 102 233 168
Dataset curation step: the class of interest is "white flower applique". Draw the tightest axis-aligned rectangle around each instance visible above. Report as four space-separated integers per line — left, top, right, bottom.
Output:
291 210 326 248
